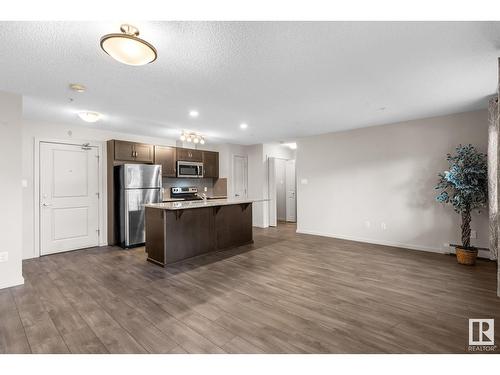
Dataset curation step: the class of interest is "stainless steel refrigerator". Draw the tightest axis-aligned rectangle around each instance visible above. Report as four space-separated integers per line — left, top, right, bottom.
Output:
116 164 162 248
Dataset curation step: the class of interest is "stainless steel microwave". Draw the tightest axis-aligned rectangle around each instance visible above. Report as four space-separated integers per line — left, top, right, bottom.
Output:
177 161 204 178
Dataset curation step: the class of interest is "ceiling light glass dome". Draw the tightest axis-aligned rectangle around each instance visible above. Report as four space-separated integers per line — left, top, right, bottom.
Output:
100 24 157 66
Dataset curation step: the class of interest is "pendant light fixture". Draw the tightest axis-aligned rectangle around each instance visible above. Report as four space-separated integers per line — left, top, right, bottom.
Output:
180 131 205 145
100 24 157 66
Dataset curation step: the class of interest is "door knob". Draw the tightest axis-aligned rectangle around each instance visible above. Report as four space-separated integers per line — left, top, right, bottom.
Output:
41 202 51 207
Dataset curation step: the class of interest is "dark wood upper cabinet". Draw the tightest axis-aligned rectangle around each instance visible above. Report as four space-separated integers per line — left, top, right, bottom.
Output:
114 140 154 163
133 143 154 162
202 151 219 178
176 148 203 162
155 146 177 177
114 141 136 161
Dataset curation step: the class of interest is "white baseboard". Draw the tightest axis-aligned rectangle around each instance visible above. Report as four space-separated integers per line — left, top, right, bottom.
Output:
253 224 269 229
296 229 492 259
0 275 24 290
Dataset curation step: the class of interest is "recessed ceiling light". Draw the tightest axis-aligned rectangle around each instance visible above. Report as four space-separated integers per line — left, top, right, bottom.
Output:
69 83 86 93
77 111 102 123
100 24 157 66
189 110 199 118
240 123 248 129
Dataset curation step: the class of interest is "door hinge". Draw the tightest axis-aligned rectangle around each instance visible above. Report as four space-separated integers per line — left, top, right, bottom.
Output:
96 192 100 199
96 228 100 236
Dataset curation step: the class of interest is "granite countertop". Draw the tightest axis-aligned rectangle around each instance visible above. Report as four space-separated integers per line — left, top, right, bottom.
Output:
145 198 264 211
162 198 185 202
162 195 227 202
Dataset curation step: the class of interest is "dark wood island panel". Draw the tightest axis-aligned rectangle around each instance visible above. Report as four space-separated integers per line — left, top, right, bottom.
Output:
145 202 253 266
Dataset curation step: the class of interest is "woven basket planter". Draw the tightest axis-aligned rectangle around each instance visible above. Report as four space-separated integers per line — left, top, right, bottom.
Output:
455 246 478 266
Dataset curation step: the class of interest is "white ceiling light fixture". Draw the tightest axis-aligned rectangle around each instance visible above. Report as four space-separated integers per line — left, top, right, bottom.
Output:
181 131 205 144
69 83 86 93
240 123 248 130
100 24 157 66
189 110 199 118
77 111 102 123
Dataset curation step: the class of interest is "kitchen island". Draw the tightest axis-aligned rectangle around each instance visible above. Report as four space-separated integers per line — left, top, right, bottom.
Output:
144 199 255 266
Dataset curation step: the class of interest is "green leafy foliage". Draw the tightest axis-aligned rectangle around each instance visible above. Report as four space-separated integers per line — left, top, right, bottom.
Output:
435 144 488 214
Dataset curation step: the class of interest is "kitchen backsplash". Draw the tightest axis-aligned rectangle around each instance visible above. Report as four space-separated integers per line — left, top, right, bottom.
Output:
162 177 215 199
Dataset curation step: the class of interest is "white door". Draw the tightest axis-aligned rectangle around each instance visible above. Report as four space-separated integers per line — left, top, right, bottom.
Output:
276 158 287 222
285 159 296 222
268 157 277 227
232 155 248 198
40 142 100 255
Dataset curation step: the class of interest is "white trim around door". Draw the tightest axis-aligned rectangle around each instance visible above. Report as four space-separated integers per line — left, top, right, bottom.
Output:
34 138 106 257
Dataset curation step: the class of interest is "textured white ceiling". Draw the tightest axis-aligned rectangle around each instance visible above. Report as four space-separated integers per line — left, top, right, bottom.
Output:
0 21 499 144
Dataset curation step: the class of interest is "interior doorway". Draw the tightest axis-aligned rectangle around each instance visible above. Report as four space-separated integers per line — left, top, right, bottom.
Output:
38 141 101 255
268 157 296 226
232 155 248 199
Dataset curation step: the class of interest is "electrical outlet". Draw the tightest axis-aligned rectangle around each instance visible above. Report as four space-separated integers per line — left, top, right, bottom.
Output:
204 187 208 192
0 251 8 262
365 221 371 228
381 222 387 230
471 230 477 239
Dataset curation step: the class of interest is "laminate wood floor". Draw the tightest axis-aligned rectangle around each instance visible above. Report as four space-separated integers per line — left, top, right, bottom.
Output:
1 223 499 354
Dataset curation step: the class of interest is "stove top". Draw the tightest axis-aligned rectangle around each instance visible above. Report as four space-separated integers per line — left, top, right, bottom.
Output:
170 186 203 201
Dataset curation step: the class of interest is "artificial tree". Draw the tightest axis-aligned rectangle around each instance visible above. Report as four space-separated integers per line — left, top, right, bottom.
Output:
435 144 488 249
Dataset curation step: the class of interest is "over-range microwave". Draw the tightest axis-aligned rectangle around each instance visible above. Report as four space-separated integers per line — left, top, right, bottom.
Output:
177 161 204 178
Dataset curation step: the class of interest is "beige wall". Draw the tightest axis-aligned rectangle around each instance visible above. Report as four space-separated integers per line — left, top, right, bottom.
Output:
0 91 24 288
296 109 490 256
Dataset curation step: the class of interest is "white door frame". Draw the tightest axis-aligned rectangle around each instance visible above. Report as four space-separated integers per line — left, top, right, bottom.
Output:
231 154 248 198
285 159 297 222
268 156 296 226
268 157 278 227
34 138 105 257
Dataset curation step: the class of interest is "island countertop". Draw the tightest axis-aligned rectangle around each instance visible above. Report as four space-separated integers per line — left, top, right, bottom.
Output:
144 198 263 211
145 198 259 266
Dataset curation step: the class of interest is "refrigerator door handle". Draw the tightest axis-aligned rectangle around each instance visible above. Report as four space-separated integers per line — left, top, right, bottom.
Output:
124 190 130 247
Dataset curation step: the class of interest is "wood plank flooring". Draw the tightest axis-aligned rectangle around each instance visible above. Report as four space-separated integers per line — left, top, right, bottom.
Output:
1 223 499 353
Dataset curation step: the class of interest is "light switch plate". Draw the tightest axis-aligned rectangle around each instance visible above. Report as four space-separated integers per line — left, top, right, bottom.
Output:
0 251 8 263
300 178 308 185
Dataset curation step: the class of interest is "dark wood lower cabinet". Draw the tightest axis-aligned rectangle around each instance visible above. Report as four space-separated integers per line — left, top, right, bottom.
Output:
214 204 252 249
145 203 253 266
